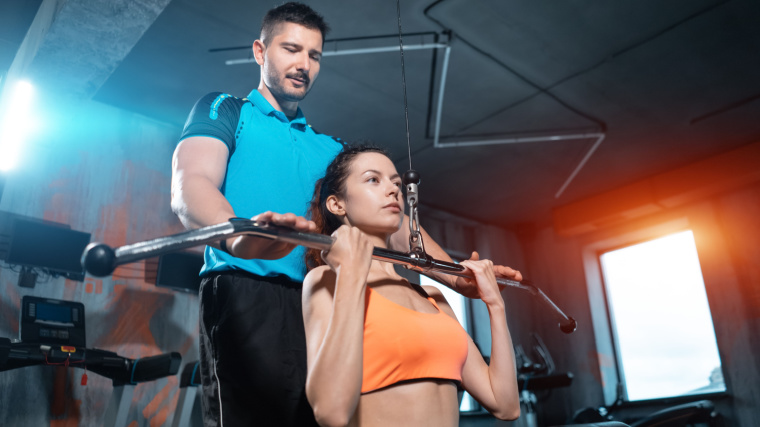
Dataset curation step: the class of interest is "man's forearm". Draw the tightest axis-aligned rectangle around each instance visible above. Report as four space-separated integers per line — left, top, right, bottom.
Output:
171 174 235 230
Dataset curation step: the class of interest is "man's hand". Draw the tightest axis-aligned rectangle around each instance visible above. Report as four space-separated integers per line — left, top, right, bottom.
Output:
450 251 523 299
227 211 317 260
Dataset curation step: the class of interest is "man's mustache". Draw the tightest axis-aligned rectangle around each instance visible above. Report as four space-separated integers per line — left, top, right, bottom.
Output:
287 72 310 86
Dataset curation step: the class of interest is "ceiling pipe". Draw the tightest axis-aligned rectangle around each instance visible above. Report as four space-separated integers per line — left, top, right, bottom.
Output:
225 34 605 198
225 43 448 65
431 45 605 198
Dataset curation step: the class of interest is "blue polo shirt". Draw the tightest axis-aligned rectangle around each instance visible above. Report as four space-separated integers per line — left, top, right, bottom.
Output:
179 89 344 282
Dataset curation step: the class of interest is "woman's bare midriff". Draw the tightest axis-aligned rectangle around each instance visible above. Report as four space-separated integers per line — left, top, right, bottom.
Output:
348 379 461 427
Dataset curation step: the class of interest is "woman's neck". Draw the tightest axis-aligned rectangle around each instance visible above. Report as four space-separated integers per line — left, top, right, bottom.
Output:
365 231 390 250
367 258 402 281
361 231 404 280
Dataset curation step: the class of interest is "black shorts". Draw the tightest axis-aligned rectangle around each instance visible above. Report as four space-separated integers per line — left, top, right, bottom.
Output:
198 271 318 427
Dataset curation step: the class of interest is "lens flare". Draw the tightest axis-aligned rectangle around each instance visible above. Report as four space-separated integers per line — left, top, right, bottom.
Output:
0 80 36 172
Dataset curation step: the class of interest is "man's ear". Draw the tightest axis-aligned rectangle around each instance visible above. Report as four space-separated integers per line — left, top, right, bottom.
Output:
325 195 346 217
253 40 265 66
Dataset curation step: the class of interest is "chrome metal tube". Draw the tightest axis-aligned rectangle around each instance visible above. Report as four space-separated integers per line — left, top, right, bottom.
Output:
81 218 576 333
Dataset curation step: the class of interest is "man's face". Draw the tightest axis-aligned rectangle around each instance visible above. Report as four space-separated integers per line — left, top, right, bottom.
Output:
259 22 323 102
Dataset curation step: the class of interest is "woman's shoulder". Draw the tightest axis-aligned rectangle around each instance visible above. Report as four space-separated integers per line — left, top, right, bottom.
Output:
304 265 337 295
421 284 444 298
421 285 458 318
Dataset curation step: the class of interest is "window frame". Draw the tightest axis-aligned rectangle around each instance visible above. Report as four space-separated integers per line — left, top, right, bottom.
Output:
581 218 727 406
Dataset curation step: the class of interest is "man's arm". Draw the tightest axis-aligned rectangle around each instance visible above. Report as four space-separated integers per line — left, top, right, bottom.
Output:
171 137 233 230
171 136 316 260
389 214 522 298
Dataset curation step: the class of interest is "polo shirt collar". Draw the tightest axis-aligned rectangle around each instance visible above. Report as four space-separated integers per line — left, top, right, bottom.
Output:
248 89 307 126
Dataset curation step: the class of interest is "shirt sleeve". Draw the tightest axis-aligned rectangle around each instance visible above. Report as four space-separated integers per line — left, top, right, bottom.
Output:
179 92 244 154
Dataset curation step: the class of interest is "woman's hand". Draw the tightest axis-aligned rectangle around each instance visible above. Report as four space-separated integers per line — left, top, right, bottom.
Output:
322 225 374 281
453 251 522 299
459 257 504 309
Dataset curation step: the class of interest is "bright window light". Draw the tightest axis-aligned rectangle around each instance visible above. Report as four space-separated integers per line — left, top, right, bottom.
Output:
419 274 477 412
600 230 725 401
0 80 36 172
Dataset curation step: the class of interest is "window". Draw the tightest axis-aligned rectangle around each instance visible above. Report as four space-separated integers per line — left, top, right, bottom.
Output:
599 230 725 401
419 274 478 412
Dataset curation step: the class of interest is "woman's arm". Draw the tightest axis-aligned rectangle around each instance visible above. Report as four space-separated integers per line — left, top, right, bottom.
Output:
425 259 520 421
302 226 374 427
388 220 522 298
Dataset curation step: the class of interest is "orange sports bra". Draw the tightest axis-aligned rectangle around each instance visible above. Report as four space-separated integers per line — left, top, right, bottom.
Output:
361 286 469 394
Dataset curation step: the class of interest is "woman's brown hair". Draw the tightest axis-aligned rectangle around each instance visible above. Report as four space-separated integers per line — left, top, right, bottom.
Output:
305 143 391 270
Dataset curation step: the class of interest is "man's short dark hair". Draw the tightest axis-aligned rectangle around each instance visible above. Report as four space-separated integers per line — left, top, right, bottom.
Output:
261 2 330 46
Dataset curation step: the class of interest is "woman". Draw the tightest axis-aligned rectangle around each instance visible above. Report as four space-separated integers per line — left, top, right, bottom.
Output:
302 144 520 427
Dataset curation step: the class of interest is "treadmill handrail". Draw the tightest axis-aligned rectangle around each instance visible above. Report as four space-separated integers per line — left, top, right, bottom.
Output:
0 339 181 386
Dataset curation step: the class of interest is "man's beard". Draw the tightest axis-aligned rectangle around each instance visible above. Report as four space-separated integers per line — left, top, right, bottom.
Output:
265 67 311 102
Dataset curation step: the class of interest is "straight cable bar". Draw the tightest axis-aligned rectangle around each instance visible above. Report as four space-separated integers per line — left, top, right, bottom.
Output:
81 218 576 333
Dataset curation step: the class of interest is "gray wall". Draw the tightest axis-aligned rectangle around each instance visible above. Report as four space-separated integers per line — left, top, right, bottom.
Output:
0 98 197 426
0 94 531 425
5 93 756 426
514 180 760 426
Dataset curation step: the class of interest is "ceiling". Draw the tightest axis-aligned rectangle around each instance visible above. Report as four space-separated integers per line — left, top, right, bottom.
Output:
3 0 760 229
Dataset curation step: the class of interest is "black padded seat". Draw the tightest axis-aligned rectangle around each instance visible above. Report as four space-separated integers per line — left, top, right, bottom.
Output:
629 400 716 427
551 422 631 427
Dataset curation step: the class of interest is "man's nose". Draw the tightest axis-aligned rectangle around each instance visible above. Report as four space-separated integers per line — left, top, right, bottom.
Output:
296 52 310 72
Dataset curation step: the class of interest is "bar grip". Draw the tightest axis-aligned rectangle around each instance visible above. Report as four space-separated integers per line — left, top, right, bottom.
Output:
129 352 182 384
179 360 201 388
80 218 577 334
0 337 10 367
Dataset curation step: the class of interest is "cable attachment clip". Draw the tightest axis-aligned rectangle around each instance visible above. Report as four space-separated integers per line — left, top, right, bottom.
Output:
403 170 426 257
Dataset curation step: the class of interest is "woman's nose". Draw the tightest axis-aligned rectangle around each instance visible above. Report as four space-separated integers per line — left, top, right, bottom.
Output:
388 182 400 196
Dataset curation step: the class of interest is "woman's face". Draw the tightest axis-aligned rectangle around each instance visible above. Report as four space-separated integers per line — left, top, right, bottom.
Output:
330 152 404 235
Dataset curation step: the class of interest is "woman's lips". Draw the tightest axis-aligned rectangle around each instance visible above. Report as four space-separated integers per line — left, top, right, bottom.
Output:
384 203 401 212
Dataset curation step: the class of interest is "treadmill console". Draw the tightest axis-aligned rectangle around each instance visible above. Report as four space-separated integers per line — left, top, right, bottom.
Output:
20 296 86 347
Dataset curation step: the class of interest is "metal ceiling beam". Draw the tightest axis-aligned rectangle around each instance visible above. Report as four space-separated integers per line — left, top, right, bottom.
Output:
225 43 449 65
0 0 59 111
430 45 605 199
226 34 605 199
21 0 172 99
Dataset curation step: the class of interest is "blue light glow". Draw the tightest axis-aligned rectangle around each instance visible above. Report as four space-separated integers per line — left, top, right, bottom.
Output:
0 80 36 172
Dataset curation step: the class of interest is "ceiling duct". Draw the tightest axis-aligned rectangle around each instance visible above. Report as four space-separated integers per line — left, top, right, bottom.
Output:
224 32 606 198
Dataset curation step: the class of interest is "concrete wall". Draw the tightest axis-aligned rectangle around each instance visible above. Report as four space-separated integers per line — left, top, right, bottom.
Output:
0 98 197 426
7 95 755 427
0 92 533 425
417 206 534 427
516 180 760 426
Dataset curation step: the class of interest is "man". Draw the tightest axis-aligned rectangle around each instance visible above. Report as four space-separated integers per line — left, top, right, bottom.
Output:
172 3 521 426
172 5 336 426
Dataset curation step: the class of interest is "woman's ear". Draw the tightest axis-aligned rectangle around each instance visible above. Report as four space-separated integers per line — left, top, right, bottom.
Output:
325 195 346 217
